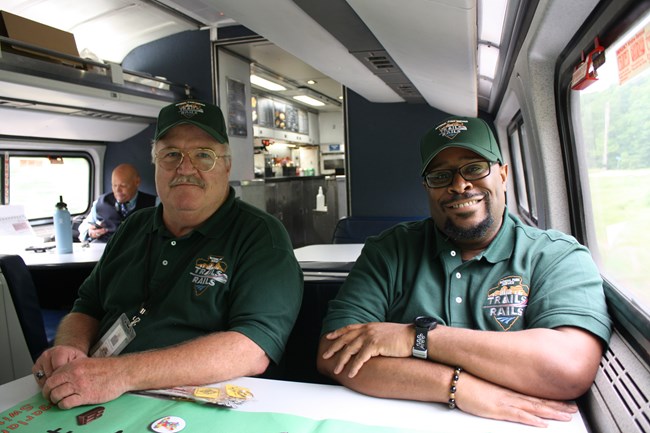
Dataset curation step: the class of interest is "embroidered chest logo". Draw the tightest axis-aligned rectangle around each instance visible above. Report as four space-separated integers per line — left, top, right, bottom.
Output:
190 255 228 296
436 119 468 140
483 276 529 331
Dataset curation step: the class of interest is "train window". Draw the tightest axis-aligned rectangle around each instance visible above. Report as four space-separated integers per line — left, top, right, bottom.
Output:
1 153 5 205
507 113 538 225
572 10 650 312
6 153 91 221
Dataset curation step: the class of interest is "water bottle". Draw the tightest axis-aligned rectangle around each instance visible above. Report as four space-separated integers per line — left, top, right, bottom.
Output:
54 195 73 254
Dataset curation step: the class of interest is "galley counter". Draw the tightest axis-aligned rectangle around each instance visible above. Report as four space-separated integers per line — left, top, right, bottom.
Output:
234 175 347 248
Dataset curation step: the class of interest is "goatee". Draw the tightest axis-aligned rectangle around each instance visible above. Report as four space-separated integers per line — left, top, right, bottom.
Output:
443 213 494 241
441 193 495 241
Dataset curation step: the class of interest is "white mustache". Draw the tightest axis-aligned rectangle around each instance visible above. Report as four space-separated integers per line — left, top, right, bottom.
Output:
169 175 205 188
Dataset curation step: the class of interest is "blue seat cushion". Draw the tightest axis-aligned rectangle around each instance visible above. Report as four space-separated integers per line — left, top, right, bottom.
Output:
41 309 68 347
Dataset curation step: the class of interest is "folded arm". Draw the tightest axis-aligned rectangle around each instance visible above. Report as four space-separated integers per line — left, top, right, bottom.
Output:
427 324 603 399
319 322 601 399
317 322 602 426
318 335 577 428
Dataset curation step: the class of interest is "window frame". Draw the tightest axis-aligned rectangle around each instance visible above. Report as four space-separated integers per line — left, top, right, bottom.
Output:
1 151 5 205
0 139 103 225
555 0 650 363
507 112 539 226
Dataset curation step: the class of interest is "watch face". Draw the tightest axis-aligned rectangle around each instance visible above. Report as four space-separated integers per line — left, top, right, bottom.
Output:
415 316 437 329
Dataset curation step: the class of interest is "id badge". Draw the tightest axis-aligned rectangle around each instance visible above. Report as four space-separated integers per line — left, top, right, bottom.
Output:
90 313 136 358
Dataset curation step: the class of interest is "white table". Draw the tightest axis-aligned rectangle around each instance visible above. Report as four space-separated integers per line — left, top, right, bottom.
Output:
294 243 363 263
0 375 589 433
0 241 105 268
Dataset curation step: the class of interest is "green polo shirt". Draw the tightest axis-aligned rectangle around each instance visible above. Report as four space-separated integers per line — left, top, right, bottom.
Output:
73 187 303 364
322 211 611 344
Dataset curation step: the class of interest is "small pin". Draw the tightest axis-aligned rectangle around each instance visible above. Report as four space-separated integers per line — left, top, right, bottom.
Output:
150 416 186 432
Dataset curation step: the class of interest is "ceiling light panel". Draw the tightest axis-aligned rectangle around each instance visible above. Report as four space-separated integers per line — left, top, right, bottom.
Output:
478 44 499 80
250 74 287 91
293 95 325 106
478 0 508 45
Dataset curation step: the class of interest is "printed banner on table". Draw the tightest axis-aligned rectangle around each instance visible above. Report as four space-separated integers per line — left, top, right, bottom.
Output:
0 391 429 433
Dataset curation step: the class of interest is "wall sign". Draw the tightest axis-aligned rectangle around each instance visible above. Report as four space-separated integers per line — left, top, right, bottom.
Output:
616 24 650 86
227 77 247 137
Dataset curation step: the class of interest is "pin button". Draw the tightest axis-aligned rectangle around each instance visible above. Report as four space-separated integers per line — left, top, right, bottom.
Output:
162 260 169 266
151 416 186 432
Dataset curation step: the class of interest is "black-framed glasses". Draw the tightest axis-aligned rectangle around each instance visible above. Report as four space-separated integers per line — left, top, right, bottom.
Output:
423 161 495 188
155 147 230 172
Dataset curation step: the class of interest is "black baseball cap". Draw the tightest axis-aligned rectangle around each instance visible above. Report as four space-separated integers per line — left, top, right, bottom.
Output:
154 100 229 143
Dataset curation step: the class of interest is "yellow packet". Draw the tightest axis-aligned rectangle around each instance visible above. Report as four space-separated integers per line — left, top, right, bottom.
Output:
193 387 221 399
225 384 254 400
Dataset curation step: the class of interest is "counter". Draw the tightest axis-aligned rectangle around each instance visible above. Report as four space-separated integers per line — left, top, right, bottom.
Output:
237 176 347 247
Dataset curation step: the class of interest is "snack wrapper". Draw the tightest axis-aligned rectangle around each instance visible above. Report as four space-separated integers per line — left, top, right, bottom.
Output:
141 384 254 408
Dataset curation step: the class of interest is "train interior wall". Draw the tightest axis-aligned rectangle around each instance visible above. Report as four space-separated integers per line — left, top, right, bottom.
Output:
97 28 472 222
103 30 213 194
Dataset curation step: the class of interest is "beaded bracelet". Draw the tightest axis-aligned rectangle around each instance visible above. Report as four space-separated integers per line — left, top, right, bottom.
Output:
448 367 462 409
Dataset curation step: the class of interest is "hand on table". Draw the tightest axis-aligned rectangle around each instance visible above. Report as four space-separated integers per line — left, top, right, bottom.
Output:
41 356 128 409
322 322 413 377
32 345 87 383
456 371 577 427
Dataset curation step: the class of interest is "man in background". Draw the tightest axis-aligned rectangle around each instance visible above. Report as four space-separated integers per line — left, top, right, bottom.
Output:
78 163 156 242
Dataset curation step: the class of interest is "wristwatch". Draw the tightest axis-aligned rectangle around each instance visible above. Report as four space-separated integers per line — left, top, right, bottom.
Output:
412 316 437 359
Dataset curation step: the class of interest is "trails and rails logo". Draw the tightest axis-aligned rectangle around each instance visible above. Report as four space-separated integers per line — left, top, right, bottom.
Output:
176 101 205 118
435 119 468 140
190 255 228 296
483 275 529 331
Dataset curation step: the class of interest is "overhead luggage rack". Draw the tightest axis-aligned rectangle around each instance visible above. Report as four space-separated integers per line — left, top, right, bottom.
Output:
0 36 190 141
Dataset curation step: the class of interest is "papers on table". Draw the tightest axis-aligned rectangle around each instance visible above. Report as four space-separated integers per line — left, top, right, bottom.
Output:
0 205 35 237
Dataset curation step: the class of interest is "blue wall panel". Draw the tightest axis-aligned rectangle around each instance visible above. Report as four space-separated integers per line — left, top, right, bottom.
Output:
346 90 446 219
104 30 213 194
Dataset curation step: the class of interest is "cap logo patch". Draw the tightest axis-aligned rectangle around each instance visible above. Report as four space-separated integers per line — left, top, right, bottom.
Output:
436 119 468 140
176 101 205 119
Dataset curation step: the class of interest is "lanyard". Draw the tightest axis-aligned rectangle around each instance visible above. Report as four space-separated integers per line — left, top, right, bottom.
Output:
129 230 214 327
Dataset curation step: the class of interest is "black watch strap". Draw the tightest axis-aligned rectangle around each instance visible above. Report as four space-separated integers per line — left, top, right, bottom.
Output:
412 316 437 359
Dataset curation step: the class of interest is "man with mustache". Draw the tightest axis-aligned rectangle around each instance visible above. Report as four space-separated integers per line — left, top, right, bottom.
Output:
32 100 303 409
317 116 611 427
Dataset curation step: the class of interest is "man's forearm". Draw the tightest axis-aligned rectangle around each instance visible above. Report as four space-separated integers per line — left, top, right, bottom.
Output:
318 322 602 401
428 326 603 399
116 331 270 392
54 312 99 353
319 349 452 403
316 335 581 428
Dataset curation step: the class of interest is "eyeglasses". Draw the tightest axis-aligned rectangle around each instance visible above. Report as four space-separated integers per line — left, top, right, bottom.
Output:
155 147 230 172
423 161 495 188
